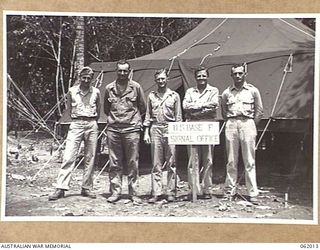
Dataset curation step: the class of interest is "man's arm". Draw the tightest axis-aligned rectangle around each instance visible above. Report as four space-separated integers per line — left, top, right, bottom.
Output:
253 87 263 124
182 89 201 112
175 94 183 122
143 95 152 144
202 88 219 111
220 90 228 121
143 95 152 128
65 91 72 119
103 87 110 116
137 84 147 115
96 90 101 121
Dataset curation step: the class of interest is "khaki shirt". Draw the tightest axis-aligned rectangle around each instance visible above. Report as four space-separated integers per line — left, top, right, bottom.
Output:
221 82 263 123
182 84 219 121
68 85 101 119
143 88 182 127
104 80 146 133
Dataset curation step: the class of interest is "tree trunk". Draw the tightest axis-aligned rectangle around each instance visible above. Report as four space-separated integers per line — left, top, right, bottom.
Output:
73 16 85 85
56 17 63 116
68 41 76 90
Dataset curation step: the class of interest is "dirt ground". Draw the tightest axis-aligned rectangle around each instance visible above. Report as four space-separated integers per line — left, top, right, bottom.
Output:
4 131 314 222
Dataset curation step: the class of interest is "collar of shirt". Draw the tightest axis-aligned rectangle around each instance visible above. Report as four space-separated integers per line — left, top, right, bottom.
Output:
152 88 174 100
191 84 215 98
193 84 213 99
110 80 135 97
75 85 93 96
230 81 250 91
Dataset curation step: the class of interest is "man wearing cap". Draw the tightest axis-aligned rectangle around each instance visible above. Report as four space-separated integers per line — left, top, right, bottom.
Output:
104 60 146 203
143 69 182 203
221 64 263 203
182 66 219 200
49 66 101 201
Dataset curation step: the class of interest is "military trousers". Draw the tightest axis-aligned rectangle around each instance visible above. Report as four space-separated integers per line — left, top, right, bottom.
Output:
107 130 140 196
56 119 98 190
224 117 259 197
150 124 176 196
187 144 214 195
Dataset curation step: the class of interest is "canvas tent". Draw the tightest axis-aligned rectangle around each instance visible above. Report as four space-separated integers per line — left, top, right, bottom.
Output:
59 18 315 133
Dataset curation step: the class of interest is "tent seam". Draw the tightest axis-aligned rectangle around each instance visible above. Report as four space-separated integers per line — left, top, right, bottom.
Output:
279 18 315 39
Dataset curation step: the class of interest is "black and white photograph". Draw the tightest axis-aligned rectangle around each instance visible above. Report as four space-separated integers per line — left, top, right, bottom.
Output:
2 12 318 224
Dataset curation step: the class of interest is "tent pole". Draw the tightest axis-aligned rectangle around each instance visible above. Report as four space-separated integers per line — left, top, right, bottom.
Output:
31 140 67 182
94 71 103 88
93 160 110 185
255 119 272 151
255 54 293 150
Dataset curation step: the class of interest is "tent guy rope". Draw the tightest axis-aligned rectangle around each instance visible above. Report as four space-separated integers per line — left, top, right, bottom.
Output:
167 18 228 75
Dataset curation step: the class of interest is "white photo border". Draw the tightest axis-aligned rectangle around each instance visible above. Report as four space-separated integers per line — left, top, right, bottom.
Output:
2 11 319 224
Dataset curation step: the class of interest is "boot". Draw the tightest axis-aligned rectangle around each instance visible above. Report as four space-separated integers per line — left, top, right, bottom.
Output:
81 188 97 199
48 189 65 201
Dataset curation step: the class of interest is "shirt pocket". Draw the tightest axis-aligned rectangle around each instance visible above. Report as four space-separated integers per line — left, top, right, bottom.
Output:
108 97 118 111
87 103 97 114
242 97 254 112
163 99 176 121
71 102 83 113
125 96 137 110
226 99 236 112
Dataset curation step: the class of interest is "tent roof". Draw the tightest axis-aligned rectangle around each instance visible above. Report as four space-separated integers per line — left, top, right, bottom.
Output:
60 18 315 127
137 18 315 60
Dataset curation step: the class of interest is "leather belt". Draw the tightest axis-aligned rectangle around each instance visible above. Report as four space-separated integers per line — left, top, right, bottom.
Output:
72 116 96 121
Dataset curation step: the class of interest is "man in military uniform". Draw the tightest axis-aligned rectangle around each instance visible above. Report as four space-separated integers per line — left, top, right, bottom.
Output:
104 60 146 203
221 64 263 203
182 66 219 200
49 66 100 201
143 69 182 203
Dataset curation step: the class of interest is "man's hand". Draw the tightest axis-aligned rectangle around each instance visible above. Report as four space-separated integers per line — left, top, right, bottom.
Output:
144 131 151 144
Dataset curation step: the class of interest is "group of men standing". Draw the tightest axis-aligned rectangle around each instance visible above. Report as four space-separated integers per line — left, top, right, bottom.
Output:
49 60 263 205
